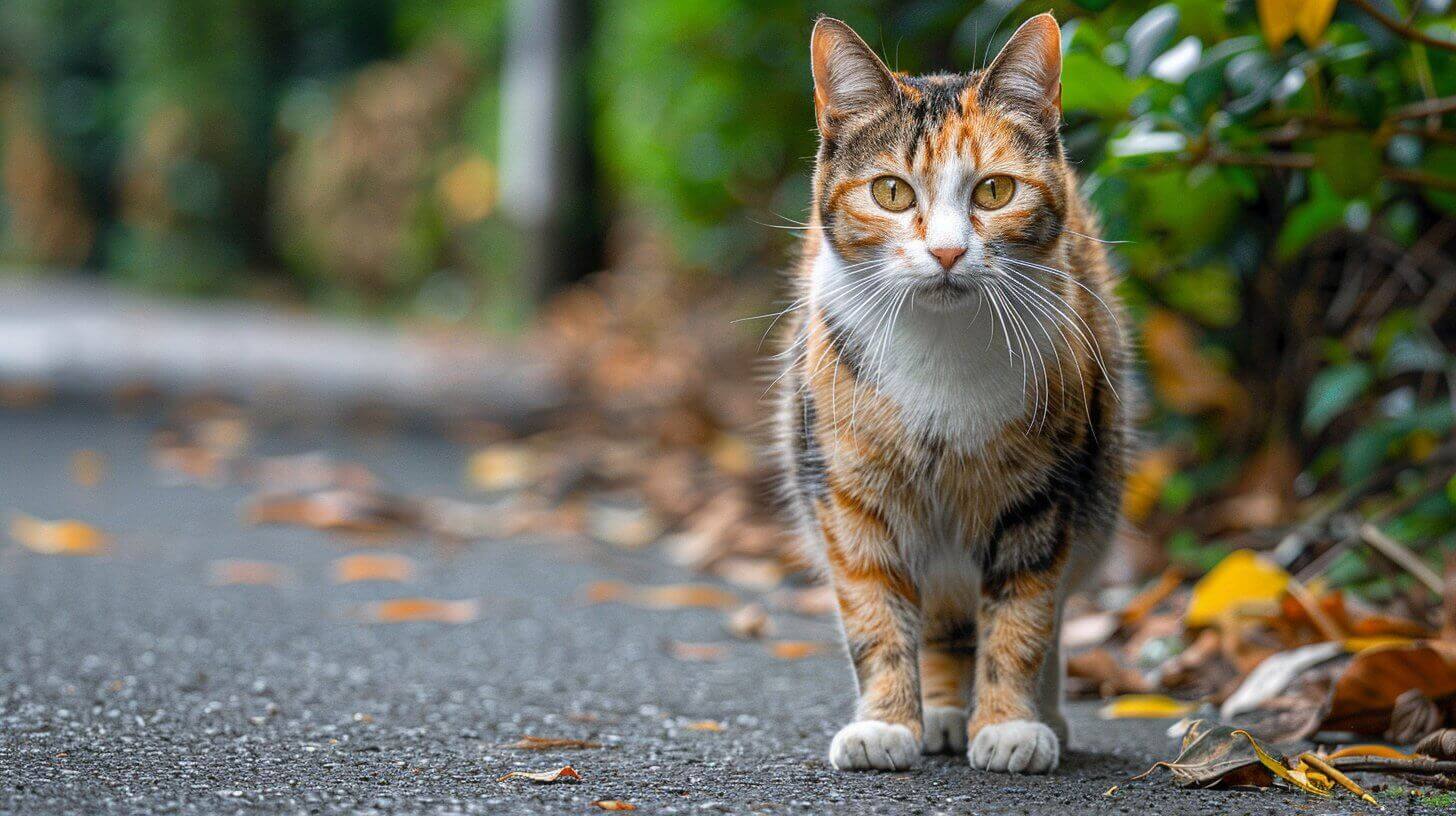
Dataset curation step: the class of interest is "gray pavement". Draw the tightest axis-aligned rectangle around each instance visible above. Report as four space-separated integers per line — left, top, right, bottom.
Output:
0 404 1442 814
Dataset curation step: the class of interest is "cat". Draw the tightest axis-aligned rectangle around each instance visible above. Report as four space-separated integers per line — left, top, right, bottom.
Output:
775 12 1130 774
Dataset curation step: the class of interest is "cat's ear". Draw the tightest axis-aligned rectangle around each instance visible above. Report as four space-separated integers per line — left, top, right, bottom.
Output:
811 17 897 139
976 12 1062 131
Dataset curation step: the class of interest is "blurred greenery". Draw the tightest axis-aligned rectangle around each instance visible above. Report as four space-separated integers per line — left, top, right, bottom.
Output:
0 0 1454 565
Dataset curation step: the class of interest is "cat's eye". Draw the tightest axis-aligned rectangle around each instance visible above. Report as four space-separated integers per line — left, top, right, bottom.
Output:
870 176 915 212
973 175 1016 210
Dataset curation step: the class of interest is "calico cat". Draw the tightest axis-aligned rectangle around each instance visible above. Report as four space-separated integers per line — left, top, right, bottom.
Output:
776 13 1130 774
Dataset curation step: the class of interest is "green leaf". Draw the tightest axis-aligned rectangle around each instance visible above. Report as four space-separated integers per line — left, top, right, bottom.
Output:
1276 173 1346 260
1062 52 1143 117
1304 362 1373 433
1313 133 1380 198
1421 146 1456 214
1125 5 1181 78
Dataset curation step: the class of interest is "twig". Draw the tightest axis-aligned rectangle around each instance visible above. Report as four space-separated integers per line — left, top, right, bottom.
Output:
1348 0 1456 53
1359 523 1445 596
1390 95 1456 121
1331 756 1456 774
1301 753 1378 805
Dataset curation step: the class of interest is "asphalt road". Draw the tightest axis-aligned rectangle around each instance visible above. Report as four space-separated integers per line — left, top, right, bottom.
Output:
0 404 1443 814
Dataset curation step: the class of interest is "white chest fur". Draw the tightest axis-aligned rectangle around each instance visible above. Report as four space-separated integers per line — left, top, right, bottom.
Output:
812 250 1035 450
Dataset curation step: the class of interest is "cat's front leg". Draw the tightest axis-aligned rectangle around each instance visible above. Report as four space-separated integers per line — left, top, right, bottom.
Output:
966 553 1064 774
820 513 923 772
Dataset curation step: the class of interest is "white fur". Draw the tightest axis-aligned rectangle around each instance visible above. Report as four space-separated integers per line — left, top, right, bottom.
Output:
811 247 1046 450
829 720 920 771
969 720 1059 774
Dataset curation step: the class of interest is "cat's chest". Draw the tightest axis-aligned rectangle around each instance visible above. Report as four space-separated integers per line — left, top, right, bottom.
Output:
869 304 1033 449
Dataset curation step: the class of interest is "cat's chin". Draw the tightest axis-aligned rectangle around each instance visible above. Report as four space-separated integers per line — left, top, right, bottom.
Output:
910 279 980 312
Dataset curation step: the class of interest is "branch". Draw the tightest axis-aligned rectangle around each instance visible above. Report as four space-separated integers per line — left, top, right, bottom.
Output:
1360 522 1445 596
1390 95 1456 121
1331 756 1456 775
1348 0 1456 53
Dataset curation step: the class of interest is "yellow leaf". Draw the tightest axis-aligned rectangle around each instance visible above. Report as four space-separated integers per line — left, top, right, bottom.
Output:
1235 730 1331 797
1257 0 1300 49
685 720 723 731
592 802 637 811
1342 635 1416 653
1325 744 1416 761
1098 694 1199 719
768 640 828 660
9 514 107 555
1185 549 1290 628
1296 0 1339 45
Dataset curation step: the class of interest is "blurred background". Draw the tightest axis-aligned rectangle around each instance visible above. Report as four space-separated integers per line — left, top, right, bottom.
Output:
3 1 1456 803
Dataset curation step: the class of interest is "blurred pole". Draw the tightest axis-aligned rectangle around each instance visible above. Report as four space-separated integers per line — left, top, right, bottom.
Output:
498 0 601 304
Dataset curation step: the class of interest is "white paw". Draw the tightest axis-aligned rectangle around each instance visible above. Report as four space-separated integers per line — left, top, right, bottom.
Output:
968 720 1059 774
921 706 967 755
829 721 920 771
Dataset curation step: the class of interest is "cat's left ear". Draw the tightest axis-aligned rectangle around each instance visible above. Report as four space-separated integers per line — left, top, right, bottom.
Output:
976 12 1062 132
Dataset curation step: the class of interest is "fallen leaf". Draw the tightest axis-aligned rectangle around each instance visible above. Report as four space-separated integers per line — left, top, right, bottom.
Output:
9 514 107 555
725 603 774 640
1099 694 1198 719
1416 729 1456 759
583 581 739 611
469 445 537 491
1322 642 1456 736
592 801 637 811
1387 689 1443 744
364 598 479 624
768 640 827 660
331 553 416 584
1134 720 1277 788
1185 549 1290 628
713 557 785 591
586 501 662 550
1326 744 1417 761
245 490 420 534
1123 448 1177 523
1067 648 1150 696
497 765 580 784
1236 729 1331 797
70 450 106 487
507 736 602 751
1142 310 1248 418
685 720 722 731
208 559 291 586
1062 612 1120 651
1220 641 1345 721
666 641 728 662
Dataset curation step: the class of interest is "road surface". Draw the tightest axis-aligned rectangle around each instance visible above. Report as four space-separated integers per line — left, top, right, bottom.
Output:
0 403 1437 814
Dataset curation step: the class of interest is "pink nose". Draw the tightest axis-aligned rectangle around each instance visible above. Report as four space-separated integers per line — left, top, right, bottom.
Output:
929 246 966 270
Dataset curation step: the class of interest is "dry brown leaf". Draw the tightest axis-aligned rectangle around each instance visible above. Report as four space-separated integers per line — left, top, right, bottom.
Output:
666 641 728 662
70 450 106 487
208 559 291 586
1067 648 1150 697
9 514 107 555
768 640 827 660
713 557 785 591
1122 448 1177 523
1323 642 1456 735
591 801 637 811
246 490 420 534
331 553 416 584
497 765 580 784
1388 689 1443 745
584 581 739 611
1142 310 1248 419
507 735 602 751
725 603 773 640
1416 729 1456 759
364 598 479 624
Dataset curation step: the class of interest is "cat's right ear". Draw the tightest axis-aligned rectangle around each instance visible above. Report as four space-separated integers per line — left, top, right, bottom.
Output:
810 17 897 140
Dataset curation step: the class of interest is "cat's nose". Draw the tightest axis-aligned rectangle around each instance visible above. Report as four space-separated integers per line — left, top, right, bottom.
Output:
928 246 966 270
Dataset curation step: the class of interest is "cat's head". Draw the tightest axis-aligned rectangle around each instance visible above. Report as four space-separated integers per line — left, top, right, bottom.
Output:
810 13 1069 309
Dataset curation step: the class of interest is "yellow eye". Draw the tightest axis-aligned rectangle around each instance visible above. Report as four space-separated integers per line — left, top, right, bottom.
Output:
973 175 1016 210
870 176 915 212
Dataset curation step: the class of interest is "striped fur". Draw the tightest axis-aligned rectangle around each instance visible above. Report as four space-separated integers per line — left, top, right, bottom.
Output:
775 14 1131 774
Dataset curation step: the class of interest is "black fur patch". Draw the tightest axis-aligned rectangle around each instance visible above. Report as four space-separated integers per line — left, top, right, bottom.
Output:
793 390 828 500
